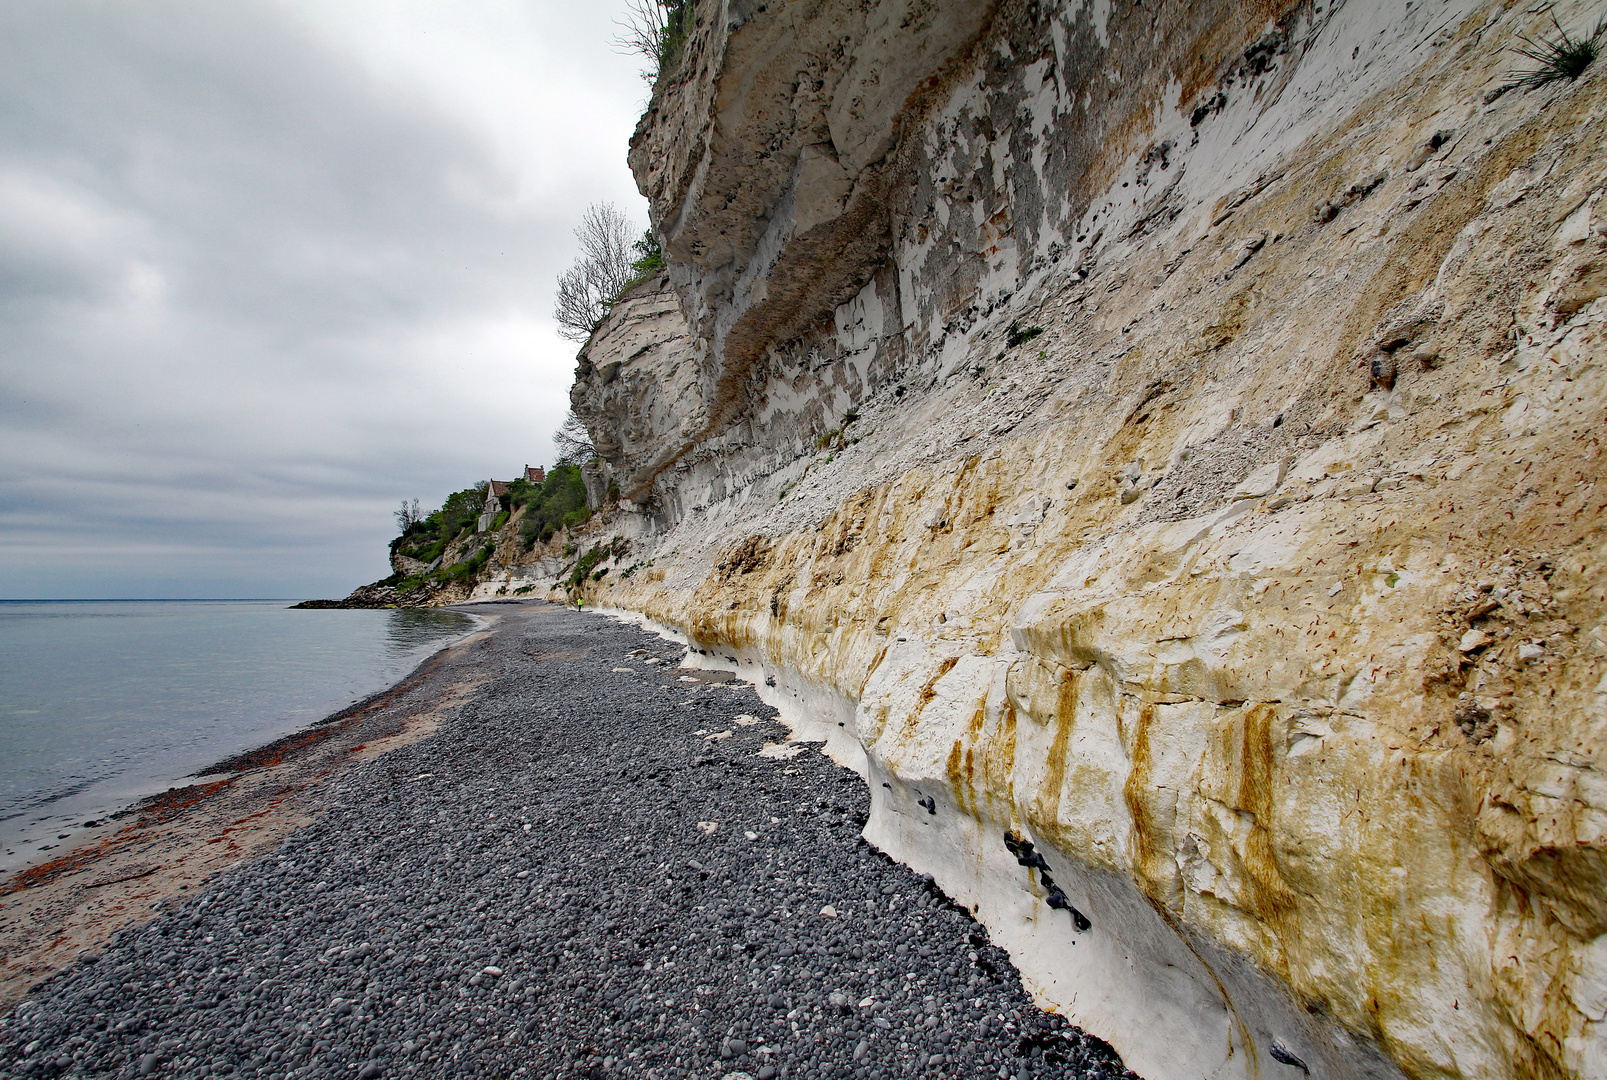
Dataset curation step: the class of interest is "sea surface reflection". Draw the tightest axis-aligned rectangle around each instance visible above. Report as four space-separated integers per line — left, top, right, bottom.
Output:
0 600 477 873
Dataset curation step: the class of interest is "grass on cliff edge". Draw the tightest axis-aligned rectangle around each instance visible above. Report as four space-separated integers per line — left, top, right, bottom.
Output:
1506 12 1605 88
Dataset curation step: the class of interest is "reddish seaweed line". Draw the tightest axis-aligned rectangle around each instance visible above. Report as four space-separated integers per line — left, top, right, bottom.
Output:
3 828 135 897
2 778 237 895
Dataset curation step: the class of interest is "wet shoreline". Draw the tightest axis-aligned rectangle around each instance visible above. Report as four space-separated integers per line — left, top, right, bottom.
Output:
0 607 501 1006
0 603 1140 1079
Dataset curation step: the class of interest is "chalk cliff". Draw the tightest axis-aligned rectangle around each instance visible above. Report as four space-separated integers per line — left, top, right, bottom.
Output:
550 2 1607 1078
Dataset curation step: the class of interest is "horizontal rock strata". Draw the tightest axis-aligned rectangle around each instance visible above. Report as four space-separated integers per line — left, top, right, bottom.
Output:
555 2 1607 1079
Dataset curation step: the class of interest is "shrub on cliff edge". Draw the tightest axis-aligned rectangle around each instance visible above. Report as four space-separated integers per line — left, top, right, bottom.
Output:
517 465 589 548
617 0 695 85
391 484 487 561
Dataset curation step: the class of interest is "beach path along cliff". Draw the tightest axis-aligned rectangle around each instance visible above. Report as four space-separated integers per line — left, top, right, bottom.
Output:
0 605 1143 1080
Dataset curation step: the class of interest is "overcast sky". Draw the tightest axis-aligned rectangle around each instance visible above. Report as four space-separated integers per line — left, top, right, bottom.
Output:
0 0 653 599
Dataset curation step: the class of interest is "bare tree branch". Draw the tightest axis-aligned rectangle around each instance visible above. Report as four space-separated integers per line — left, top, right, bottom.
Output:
393 497 422 532
614 0 672 66
553 411 597 467
552 202 640 342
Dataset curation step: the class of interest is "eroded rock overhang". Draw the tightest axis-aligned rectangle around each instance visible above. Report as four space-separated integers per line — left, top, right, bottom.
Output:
610 0 1324 504
630 0 1000 443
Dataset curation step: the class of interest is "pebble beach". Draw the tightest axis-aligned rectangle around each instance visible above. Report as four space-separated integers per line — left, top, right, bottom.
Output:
0 603 1139 1080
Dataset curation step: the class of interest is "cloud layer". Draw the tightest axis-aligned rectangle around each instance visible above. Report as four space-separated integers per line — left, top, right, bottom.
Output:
0 0 650 598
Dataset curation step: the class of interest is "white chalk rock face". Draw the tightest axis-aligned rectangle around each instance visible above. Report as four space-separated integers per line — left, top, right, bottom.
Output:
567 1 1607 1078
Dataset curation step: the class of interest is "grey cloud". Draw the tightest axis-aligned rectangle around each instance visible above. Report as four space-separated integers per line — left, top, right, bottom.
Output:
2 2 541 331
0 0 647 598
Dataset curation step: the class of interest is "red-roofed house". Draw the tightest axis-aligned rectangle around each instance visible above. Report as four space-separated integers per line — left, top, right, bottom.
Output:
477 480 512 533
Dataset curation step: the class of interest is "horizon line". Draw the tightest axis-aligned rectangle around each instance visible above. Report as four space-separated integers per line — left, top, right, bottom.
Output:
0 597 309 603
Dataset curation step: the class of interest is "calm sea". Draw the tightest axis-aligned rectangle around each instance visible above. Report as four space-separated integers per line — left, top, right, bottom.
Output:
0 600 478 874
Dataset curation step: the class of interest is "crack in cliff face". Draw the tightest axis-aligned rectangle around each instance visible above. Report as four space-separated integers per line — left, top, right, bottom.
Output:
561 2 1607 1079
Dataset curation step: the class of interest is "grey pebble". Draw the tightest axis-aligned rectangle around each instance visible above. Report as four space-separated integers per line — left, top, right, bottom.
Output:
0 607 1140 1080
